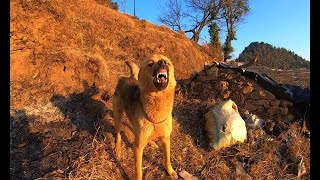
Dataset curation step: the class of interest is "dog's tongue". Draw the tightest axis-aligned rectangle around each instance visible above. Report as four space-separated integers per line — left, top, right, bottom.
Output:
159 69 167 83
159 77 166 83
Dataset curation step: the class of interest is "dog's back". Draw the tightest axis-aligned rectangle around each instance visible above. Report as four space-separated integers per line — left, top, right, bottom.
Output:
113 61 142 125
113 77 141 118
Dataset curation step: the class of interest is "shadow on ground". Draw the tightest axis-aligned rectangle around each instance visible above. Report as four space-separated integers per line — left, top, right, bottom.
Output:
10 110 46 179
50 81 131 179
10 81 131 179
173 100 210 151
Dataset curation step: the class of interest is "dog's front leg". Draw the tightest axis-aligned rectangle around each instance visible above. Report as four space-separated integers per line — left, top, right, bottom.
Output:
161 136 178 179
134 142 146 180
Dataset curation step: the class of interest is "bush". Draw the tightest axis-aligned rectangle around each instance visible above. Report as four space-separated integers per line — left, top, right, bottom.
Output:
96 0 118 10
201 42 223 62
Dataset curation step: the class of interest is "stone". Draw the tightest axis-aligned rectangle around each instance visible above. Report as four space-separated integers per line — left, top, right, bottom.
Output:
256 106 265 114
245 104 258 112
246 90 265 100
222 90 231 99
270 100 280 106
280 100 293 108
279 107 289 115
253 99 269 106
267 106 279 116
263 90 276 100
241 85 254 94
263 102 271 109
214 81 228 92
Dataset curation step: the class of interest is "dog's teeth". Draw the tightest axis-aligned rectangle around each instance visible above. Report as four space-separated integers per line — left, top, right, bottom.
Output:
157 72 167 78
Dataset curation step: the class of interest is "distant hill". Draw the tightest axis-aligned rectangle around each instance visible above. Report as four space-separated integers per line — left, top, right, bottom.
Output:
236 42 310 69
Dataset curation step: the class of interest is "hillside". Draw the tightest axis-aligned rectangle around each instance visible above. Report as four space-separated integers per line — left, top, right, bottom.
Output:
10 0 310 179
236 42 310 70
11 0 212 108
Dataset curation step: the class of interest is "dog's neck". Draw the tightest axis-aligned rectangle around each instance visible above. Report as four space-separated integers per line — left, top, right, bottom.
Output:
139 89 175 124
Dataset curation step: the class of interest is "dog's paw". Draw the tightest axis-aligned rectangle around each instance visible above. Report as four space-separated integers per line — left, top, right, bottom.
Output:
170 171 178 179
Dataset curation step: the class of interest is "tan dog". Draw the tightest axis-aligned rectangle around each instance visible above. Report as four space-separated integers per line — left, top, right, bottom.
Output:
112 54 178 180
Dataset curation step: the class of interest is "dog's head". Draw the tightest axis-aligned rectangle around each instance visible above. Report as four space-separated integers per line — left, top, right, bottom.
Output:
138 54 176 92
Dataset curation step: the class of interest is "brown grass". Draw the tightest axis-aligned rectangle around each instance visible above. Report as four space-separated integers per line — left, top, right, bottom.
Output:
64 93 309 179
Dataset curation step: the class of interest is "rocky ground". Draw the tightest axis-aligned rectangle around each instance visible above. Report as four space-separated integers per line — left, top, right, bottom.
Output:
10 63 310 179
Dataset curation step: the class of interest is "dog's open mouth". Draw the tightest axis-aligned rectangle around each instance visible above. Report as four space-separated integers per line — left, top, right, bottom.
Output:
153 68 169 90
156 69 168 83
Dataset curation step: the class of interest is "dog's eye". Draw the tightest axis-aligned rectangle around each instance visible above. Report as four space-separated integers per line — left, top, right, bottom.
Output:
147 62 154 67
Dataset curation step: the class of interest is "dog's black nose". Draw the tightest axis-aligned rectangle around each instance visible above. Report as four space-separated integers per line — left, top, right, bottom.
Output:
158 60 167 67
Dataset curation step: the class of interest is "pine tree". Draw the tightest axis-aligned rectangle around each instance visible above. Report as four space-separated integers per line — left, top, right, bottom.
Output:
208 22 221 48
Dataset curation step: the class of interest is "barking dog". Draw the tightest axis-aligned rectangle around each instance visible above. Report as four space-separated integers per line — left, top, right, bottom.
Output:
112 54 178 180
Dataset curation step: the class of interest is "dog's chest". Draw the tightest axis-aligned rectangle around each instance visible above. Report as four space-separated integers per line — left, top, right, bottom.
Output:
142 93 174 123
148 120 172 140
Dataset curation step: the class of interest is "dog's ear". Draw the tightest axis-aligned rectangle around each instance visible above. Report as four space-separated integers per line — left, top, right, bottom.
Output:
143 52 153 61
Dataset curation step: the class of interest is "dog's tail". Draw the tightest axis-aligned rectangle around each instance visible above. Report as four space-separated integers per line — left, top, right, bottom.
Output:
125 61 139 80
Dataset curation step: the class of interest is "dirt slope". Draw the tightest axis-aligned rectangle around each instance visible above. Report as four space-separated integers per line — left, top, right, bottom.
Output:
10 0 310 179
11 0 211 107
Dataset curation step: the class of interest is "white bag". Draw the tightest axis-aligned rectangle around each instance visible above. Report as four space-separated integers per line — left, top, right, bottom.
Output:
205 99 247 150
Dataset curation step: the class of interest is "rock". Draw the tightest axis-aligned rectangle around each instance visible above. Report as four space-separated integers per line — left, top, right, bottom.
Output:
270 100 280 106
214 81 228 92
263 102 271 109
267 106 279 116
232 93 245 106
256 106 265 114
222 90 231 99
191 82 203 95
280 100 293 108
206 66 219 77
224 74 234 80
247 90 275 100
246 90 265 100
219 68 237 74
245 104 258 112
241 85 254 94
179 170 198 180
263 90 276 100
253 99 269 106
246 114 265 128
230 83 243 92
279 107 289 115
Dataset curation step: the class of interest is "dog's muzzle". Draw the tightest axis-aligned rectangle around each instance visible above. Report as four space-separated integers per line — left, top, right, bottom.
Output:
153 60 169 90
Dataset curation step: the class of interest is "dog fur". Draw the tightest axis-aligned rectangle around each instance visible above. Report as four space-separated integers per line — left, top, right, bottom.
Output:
112 54 178 180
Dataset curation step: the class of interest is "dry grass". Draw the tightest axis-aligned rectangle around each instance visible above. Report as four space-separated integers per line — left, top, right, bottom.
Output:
62 93 309 180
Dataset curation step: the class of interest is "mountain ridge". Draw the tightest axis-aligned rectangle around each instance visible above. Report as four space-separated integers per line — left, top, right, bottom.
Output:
236 41 310 69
